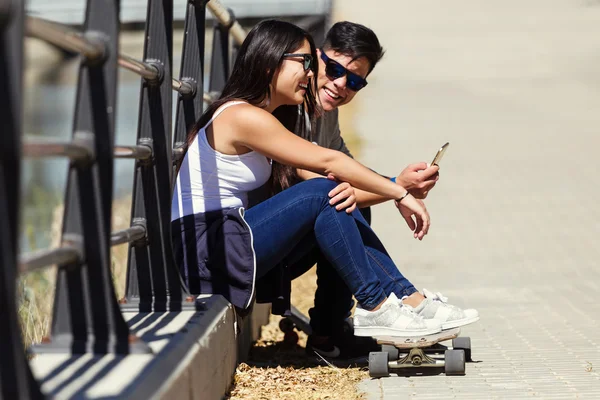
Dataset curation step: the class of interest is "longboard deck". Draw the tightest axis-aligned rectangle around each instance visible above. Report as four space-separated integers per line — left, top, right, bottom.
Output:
376 327 461 348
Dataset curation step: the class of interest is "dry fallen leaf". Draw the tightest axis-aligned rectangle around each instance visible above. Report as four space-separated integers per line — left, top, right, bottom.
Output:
226 267 368 400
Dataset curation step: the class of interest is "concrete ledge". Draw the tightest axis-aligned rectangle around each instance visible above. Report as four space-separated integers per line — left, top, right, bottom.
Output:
237 302 271 363
30 296 270 400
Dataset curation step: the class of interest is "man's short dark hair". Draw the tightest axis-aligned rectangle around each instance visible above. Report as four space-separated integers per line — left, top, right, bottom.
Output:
322 21 385 74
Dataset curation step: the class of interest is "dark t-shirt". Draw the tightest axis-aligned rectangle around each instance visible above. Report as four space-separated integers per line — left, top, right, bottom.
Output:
312 108 353 158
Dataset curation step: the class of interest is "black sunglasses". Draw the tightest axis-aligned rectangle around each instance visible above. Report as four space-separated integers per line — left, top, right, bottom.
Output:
319 51 368 92
283 53 314 72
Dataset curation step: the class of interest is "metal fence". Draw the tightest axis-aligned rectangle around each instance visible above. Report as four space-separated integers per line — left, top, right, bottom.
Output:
0 0 328 398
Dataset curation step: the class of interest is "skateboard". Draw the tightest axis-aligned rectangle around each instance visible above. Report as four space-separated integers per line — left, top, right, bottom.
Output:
368 328 472 377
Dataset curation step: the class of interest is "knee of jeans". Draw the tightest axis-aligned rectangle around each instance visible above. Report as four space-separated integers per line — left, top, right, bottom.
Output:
299 178 338 203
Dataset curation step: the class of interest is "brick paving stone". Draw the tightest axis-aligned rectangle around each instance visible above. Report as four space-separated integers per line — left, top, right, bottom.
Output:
338 1 600 399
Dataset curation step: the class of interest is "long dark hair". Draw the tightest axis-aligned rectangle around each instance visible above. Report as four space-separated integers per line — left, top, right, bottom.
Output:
185 19 320 193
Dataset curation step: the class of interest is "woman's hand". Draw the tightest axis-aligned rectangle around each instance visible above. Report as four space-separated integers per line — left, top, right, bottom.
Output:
327 178 358 214
395 195 430 240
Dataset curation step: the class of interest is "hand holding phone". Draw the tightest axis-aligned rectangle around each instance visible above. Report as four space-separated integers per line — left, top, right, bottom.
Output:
431 142 450 166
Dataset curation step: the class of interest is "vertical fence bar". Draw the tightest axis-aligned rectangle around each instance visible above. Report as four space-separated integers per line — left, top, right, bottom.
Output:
125 0 182 312
208 11 234 93
33 0 150 355
172 0 207 164
168 1 207 308
0 0 44 398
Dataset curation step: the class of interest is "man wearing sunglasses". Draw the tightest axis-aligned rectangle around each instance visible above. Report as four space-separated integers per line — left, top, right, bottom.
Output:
308 23 440 210
288 22 451 361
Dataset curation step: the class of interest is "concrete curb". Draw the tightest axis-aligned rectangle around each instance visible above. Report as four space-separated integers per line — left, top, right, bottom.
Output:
154 296 271 400
30 296 270 400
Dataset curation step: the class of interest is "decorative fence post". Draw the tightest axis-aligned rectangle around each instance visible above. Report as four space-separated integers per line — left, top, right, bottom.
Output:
27 0 150 355
0 1 44 398
124 0 187 312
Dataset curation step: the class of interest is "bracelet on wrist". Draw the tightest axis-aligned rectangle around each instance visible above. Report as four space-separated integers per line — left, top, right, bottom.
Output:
395 191 410 204
390 176 397 183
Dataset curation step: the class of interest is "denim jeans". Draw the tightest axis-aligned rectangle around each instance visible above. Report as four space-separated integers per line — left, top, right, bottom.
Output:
286 208 418 336
244 178 417 320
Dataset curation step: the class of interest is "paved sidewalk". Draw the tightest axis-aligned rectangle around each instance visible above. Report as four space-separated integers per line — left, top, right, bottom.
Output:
334 0 600 398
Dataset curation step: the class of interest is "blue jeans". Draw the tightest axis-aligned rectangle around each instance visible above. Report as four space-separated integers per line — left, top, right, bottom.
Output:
245 178 417 321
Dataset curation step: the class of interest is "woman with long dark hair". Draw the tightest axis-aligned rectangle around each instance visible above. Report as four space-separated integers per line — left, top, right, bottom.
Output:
171 20 464 337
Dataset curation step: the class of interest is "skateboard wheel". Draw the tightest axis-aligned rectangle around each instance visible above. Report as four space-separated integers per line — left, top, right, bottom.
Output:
444 349 466 376
283 330 299 346
381 344 399 361
279 317 295 333
368 351 390 378
452 337 472 361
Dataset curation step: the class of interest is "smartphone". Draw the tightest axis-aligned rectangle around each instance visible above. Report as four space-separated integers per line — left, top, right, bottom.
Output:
431 142 450 166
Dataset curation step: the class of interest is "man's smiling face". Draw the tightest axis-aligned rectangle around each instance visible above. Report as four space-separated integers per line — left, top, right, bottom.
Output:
316 48 371 112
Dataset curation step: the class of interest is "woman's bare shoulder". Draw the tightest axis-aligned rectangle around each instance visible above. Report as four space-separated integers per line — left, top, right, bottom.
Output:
217 102 275 124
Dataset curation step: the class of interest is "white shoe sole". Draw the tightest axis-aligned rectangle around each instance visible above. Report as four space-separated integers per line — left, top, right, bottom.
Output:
441 315 480 330
354 324 441 337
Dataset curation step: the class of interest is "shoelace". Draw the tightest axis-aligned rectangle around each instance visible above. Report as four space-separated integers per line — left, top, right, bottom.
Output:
423 288 449 303
423 288 463 313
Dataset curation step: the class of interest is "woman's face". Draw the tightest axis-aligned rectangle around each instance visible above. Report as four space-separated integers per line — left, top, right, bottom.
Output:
270 39 315 108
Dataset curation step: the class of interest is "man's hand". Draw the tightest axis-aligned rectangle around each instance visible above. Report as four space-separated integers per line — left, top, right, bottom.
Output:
326 175 358 213
396 162 440 199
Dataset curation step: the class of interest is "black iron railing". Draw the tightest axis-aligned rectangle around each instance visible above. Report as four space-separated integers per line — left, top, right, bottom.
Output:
0 0 329 397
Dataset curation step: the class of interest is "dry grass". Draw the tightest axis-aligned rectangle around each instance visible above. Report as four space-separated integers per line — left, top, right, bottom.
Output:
230 361 367 400
18 203 62 347
17 196 133 346
227 267 368 400
18 269 55 347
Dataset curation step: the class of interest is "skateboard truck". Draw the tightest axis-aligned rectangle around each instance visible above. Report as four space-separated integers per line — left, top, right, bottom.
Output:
398 347 436 366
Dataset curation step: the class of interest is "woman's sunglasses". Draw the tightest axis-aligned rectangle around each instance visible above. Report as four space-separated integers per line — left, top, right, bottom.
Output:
283 53 314 72
320 51 368 92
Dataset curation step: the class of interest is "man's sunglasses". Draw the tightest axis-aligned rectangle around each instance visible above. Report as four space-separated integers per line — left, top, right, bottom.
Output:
283 53 314 72
320 51 368 92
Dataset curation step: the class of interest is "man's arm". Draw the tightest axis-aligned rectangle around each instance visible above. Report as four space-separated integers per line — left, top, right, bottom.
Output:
299 112 388 206
298 110 439 206
299 162 440 207
326 123 400 206
297 169 392 208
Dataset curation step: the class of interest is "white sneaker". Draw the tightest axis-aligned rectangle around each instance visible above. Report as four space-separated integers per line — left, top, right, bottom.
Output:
354 293 442 337
405 289 480 330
